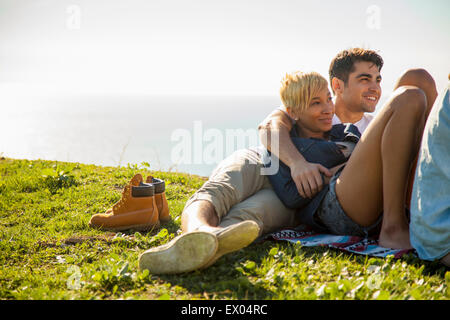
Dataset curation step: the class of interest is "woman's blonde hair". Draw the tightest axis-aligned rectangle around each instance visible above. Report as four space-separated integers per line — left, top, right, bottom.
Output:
279 71 328 115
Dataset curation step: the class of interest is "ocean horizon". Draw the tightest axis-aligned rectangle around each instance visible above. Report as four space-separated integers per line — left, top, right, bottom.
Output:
1 93 386 177
1 93 282 177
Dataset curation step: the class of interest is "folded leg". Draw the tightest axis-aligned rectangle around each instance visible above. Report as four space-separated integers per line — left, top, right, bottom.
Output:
335 85 428 249
219 188 298 236
181 148 270 233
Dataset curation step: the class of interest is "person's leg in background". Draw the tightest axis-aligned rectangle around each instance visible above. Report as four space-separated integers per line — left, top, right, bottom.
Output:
410 81 450 267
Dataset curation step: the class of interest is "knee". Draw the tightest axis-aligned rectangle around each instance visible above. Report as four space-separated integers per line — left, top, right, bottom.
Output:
398 68 434 87
396 68 438 99
402 85 427 102
392 86 427 116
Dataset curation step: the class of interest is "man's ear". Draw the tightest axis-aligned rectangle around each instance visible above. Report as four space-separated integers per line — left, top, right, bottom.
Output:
331 77 344 95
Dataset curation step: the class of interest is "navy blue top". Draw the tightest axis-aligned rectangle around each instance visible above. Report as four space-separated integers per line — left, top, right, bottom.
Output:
261 123 361 232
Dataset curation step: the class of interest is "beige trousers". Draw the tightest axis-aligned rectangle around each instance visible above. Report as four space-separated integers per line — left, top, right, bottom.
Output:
183 148 299 235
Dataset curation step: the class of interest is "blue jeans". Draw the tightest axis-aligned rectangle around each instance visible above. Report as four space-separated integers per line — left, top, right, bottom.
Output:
315 165 382 238
262 123 360 210
410 83 450 261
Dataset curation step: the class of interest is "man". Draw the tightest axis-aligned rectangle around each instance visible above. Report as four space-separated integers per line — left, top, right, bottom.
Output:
138 48 437 274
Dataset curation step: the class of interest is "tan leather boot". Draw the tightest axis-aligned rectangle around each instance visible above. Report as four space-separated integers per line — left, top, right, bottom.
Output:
146 175 170 223
89 174 160 231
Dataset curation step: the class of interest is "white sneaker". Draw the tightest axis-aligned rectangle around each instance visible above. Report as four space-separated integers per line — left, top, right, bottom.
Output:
202 220 260 269
139 231 218 274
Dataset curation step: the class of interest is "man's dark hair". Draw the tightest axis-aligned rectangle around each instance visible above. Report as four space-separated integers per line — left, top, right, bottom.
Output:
329 48 384 92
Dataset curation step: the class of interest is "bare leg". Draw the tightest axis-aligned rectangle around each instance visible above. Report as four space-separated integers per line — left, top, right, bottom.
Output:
394 68 438 116
394 69 438 208
335 86 428 249
181 200 221 233
377 88 427 249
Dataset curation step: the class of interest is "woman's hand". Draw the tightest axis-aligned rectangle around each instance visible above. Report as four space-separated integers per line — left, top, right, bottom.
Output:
290 161 332 199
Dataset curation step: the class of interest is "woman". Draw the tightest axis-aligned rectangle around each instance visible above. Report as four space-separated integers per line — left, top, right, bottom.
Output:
266 70 434 250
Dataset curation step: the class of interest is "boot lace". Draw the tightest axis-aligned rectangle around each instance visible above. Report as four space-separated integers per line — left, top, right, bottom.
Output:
113 185 130 211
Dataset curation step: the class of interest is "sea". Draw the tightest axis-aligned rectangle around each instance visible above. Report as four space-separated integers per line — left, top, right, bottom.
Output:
1 94 283 177
0 93 385 177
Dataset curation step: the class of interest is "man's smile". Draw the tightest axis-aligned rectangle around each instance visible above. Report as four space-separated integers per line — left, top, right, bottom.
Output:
363 95 379 102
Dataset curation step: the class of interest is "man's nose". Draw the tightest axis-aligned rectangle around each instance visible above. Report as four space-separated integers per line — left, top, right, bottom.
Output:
369 80 381 93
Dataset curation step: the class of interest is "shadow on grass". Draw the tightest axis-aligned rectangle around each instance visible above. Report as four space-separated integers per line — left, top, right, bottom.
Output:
50 221 447 300
144 240 365 299
151 238 448 299
154 242 278 300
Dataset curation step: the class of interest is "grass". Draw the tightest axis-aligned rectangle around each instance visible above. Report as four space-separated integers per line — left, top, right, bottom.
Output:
0 157 448 300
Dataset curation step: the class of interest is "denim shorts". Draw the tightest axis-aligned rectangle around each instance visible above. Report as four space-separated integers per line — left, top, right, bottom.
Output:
314 166 382 238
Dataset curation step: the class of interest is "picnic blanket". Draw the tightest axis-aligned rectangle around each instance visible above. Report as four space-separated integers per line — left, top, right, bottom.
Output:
264 225 416 259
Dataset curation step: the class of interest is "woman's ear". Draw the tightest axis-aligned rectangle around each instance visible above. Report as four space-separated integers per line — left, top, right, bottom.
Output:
285 107 298 121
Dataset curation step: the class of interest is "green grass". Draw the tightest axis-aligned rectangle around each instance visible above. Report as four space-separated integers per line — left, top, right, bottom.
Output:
0 157 448 300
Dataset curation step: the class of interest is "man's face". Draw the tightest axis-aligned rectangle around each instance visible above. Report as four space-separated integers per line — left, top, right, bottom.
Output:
341 61 382 113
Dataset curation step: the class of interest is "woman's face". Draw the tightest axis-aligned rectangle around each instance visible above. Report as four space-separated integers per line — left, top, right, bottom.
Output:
295 87 335 138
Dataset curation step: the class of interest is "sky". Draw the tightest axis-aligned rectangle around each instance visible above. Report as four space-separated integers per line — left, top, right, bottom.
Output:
0 0 449 99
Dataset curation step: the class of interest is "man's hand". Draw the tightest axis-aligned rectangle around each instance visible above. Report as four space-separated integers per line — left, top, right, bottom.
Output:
323 162 347 185
290 161 332 198
258 108 332 198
